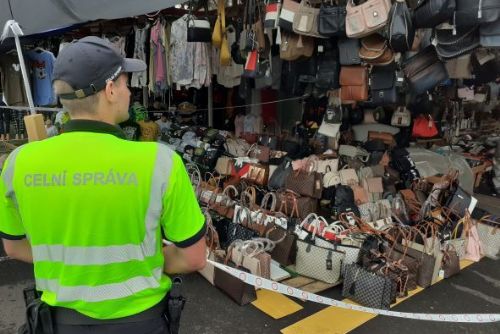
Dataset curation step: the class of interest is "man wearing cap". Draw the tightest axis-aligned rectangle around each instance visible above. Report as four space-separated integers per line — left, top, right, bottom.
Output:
0 37 206 333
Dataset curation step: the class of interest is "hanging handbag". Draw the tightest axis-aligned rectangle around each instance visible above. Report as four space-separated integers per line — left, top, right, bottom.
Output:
293 0 325 38
279 31 315 61
445 54 474 79
359 34 394 66
318 0 347 37
387 0 414 53
342 263 395 309
212 0 224 47
391 107 411 127
187 17 212 42
402 46 449 95
479 19 500 48
265 1 281 29
471 48 500 84
345 0 392 38
296 239 345 283
315 42 341 90
340 66 369 102
413 0 456 29
338 37 361 65
455 0 500 27
370 65 398 106
435 27 480 61
279 0 301 32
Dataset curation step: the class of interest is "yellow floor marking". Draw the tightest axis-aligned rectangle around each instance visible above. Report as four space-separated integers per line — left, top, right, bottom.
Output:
252 289 303 319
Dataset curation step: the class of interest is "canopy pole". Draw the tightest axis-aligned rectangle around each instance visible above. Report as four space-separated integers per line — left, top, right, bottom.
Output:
1 20 36 115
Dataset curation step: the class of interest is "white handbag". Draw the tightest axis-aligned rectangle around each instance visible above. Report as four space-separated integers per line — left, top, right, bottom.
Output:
391 107 411 127
339 168 359 186
315 159 339 174
323 170 341 188
476 217 500 260
295 239 345 283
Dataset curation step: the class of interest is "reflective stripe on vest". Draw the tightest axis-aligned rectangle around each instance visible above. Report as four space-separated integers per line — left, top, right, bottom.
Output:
11 144 173 303
30 145 173 266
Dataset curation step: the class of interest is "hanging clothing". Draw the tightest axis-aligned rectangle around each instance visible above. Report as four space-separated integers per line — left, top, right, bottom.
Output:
26 49 57 106
150 19 168 93
213 25 243 88
0 53 28 106
131 24 150 88
102 35 126 57
170 15 195 87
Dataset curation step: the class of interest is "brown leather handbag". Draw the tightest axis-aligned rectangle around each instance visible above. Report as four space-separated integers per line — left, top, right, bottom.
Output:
340 66 369 102
280 31 315 61
359 34 395 66
368 131 396 146
213 253 257 305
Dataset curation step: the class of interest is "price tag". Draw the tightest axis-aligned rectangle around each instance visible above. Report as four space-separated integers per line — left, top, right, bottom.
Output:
318 45 324 53
439 269 445 278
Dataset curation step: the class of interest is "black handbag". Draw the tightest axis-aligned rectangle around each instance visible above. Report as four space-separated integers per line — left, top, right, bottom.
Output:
342 263 396 309
387 0 414 52
471 48 500 85
402 46 449 95
480 19 500 48
445 186 472 218
338 38 361 65
187 1 211 43
224 222 258 250
414 0 456 29
315 41 340 90
318 1 347 37
435 27 480 61
370 65 399 106
268 158 293 190
455 0 500 27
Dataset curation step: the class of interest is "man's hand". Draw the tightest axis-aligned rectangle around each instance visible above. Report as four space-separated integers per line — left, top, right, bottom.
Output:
163 237 207 274
2 239 33 263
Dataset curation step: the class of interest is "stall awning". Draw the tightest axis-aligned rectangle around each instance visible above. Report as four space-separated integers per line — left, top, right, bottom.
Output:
1 0 182 37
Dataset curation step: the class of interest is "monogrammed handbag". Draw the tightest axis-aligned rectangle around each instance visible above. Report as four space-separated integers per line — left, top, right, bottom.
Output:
296 239 345 283
342 263 395 309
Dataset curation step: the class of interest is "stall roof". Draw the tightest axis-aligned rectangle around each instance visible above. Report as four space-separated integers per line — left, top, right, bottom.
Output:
1 0 182 37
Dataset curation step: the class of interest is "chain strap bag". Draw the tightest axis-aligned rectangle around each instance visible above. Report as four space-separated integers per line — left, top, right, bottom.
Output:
345 0 392 38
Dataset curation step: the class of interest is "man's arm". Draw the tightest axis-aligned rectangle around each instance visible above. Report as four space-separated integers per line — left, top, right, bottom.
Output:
2 239 33 263
163 237 207 274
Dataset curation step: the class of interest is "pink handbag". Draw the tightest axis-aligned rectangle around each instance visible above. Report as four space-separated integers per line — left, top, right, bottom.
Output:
464 220 484 262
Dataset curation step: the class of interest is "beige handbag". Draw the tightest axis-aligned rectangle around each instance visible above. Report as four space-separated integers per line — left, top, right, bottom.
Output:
445 54 473 79
339 168 359 186
230 239 273 279
215 156 234 175
391 106 411 127
292 0 324 38
280 31 314 61
345 0 392 38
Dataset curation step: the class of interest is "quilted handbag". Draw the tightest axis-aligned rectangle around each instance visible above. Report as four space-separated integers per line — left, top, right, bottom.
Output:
340 66 369 102
296 239 345 283
370 65 398 106
318 1 347 37
435 27 480 61
391 107 411 127
477 216 500 260
338 38 361 65
455 0 500 27
359 34 394 66
402 46 449 95
413 0 456 28
342 263 395 309
387 0 414 53
279 0 301 32
293 0 325 38
345 0 392 38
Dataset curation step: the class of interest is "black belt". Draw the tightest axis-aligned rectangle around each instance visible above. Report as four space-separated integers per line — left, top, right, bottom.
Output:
51 295 167 325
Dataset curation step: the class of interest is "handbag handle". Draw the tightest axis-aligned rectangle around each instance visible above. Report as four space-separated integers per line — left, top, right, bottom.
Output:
261 192 277 212
223 185 239 199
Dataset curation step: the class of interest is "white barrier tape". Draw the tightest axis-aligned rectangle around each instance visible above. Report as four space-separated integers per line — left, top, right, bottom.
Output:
207 260 500 323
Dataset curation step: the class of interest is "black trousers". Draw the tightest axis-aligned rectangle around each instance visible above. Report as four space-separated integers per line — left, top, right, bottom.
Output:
54 316 169 334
